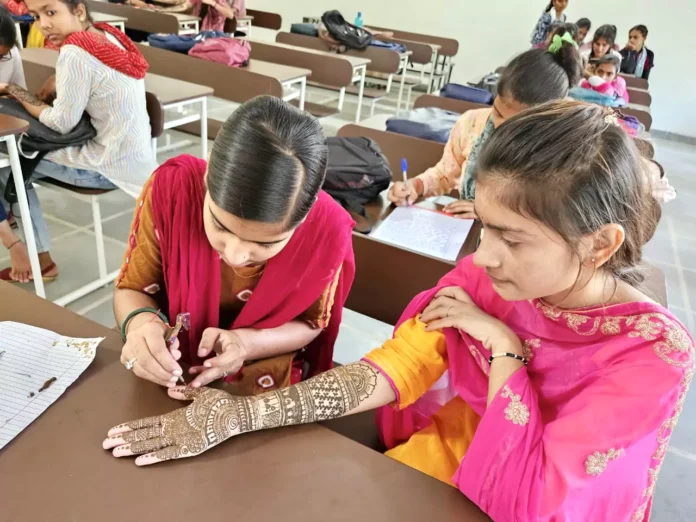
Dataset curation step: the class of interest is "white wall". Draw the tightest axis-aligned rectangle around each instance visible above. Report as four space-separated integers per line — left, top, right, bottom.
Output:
251 0 696 137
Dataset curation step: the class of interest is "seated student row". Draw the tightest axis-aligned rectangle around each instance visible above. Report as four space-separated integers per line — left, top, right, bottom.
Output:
103 95 692 522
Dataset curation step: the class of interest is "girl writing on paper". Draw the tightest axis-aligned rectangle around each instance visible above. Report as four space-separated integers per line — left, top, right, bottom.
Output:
114 96 355 396
106 101 693 522
388 39 582 218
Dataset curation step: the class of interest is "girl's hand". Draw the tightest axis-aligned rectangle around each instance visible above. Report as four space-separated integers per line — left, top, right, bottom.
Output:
443 199 476 219
420 287 521 353
121 317 183 387
189 328 247 388
0 83 8 95
103 386 240 466
387 180 420 206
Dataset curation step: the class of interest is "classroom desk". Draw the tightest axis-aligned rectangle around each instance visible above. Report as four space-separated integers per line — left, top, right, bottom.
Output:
249 39 369 121
87 0 199 35
244 59 311 110
0 115 45 298
20 48 213 158
386 38 441 93
92 11 127 32
0 281 491 522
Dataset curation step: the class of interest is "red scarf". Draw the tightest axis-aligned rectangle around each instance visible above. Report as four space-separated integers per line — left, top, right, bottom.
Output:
150 155 356 377
62 23 148 79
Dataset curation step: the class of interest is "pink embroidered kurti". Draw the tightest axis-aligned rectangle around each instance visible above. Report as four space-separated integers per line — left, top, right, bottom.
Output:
365 256 694 521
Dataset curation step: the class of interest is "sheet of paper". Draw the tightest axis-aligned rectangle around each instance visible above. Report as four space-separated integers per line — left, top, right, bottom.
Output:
370 206 474 262
0 322 102 451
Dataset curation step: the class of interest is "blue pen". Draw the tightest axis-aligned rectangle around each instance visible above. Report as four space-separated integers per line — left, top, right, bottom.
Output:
401 158 409 206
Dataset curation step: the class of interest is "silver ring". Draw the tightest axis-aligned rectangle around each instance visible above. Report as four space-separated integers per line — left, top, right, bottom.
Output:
124 358 137 370
222 370 229 378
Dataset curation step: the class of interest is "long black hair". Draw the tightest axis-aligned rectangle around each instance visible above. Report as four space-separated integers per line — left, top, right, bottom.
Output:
0 8 17 49
207 96 328 231
497 42 582 105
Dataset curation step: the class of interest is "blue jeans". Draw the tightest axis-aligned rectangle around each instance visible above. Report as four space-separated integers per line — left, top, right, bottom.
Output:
0 160 116 253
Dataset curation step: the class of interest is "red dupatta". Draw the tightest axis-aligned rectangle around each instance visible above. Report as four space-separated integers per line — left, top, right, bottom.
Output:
150 155 355 376
62 23 148 79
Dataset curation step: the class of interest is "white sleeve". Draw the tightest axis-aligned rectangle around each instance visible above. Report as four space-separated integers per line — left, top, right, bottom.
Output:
39 46 93 135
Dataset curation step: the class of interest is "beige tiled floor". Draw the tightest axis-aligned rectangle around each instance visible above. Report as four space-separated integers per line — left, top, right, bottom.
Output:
2 88 695 520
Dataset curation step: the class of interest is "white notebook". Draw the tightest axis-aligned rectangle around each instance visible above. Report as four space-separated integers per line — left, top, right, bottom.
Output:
0 322 102 451
370 205 474 262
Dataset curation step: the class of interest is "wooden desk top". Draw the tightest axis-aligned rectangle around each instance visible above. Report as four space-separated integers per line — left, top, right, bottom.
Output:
169 11 200 23
19 48 213 105
249 39 371 68
92 12 127 24
0 282 490 522
247 59 312 83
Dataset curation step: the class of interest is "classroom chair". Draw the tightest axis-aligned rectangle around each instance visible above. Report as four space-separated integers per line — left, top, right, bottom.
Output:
35 93 164 306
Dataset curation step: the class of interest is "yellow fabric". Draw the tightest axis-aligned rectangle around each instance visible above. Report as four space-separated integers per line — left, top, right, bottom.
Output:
26 23 45 48
364 318 481 485
415 108 492 198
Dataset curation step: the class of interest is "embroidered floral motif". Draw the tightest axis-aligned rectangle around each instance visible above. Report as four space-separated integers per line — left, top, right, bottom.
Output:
632 368 694 521
469 345 490 375
143 283 160 295
256 374 276 389
562 313 602 336
500 385 529 426
600 316 622 335
236 289 253 302
585 448 624 476
522 339 540 360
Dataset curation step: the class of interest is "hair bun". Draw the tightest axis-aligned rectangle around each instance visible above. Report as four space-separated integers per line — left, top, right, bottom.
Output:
550 41 582 88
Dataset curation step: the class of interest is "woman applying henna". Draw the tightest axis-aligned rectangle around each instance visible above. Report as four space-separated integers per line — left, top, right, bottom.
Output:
106 101 693 522
114 96 355 396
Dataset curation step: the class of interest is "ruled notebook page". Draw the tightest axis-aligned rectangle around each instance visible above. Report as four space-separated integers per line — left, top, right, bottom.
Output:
0 321 103 450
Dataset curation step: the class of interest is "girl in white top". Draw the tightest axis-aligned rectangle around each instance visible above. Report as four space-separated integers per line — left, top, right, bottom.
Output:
0 0 156 282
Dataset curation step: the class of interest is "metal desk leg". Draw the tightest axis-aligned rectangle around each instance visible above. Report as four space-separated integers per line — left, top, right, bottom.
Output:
427 50 438 94
299 76 306 111
6 136 45 298
200 96 208 159
338 87 346 111
397 57 407 113
354 65 366 123
355 68 366 123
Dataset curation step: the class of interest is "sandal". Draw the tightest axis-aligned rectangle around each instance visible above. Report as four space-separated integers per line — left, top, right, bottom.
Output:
0 262 59 283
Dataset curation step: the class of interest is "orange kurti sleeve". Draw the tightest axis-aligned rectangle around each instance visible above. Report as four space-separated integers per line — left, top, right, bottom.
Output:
115 175 164 297
364 317 448 409
297 266 342 329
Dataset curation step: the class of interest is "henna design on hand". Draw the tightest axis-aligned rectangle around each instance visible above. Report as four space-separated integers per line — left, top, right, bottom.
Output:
7 83 47 107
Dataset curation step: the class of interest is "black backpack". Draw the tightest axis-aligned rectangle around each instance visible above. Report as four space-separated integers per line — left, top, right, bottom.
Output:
324 137 391 232
320 10 373 50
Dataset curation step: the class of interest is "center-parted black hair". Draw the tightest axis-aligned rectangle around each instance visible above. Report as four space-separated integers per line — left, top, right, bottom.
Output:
207 95 328 231
497 43 582 105
596 54 621 70
631 24 649 38
593 24 617 48
0 8 17 49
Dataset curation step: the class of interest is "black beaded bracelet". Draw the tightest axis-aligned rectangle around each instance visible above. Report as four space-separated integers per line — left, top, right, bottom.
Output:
489 352 529 366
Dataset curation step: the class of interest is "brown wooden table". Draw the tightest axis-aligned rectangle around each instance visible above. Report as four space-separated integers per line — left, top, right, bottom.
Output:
0 281 490 522
87 0 199 34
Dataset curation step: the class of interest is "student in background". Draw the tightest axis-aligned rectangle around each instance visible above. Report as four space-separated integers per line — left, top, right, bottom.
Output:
580 55 629 102
106 102 692 522
113 96 355 395
621 25 654 80
576 17 591 45
388 40 582 218
0 0 155 283
581 24 623 70
530 0 569 47
192 0 246 32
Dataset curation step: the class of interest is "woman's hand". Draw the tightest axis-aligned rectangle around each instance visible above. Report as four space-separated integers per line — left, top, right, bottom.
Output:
189 328 247 388
37 75 56 104
0 83 8 95
387 179 420 206
420 287 521 353
121 316 183 387
103 386 241 466
443 199 476 219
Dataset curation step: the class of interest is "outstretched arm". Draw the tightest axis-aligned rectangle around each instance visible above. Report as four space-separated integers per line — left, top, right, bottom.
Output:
104 362 396 465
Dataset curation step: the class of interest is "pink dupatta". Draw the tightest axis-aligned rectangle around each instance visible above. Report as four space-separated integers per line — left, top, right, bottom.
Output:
150 155 355 376
377 256 694 521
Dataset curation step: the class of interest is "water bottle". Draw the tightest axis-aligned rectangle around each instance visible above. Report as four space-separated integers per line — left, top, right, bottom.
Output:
354 12 364 27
